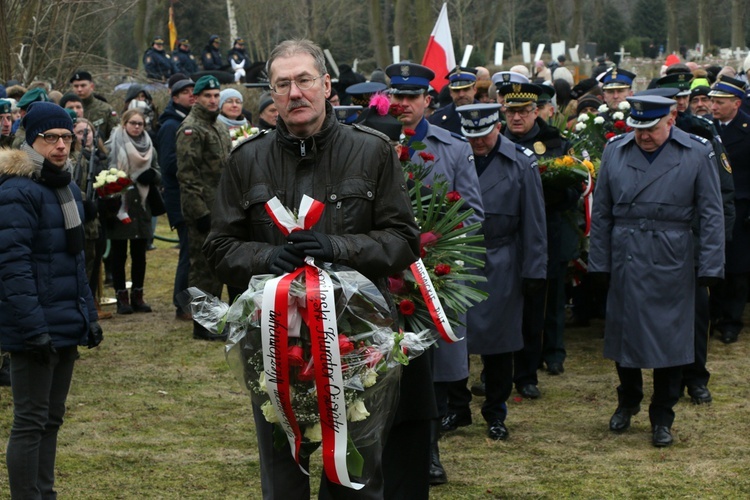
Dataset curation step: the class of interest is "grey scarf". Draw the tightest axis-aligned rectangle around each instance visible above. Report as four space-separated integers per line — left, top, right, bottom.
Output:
22 143 84 254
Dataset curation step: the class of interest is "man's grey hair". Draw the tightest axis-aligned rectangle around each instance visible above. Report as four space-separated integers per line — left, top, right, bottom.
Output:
266 39 328 81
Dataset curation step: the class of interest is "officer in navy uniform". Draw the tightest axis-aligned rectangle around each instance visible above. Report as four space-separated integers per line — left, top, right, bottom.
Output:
345 81 387 108
498 82 577 395
652 78 736 403
589 94 724 447
709 75 750 344
386 61 483 486
490 71 530 124
201 35 226 71
227 38 251 71
597 67 636 120
172 38 199 76
143 36 175 81
457 103 547 442
429 66 478 134
332 105 362 124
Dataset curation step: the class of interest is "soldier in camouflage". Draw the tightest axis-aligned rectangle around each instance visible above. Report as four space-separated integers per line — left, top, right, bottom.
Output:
11 88 50 148
175 75 230 340
70 70 119 141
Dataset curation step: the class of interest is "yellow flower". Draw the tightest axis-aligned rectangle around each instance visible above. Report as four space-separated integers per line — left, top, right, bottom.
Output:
562 155 576 167
582 160 595 174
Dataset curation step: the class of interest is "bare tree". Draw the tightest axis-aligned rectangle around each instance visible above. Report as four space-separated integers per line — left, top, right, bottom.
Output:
666 0 678 53
730 0 746 50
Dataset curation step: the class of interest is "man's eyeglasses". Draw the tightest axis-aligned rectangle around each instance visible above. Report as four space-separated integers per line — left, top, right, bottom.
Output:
37 133 75 144
127 121 145 127
270 75 324 95
505 108 534 118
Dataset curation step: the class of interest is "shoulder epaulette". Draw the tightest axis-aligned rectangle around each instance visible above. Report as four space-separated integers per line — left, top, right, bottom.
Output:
230 129 270 153
450 131 468 142
352 123 391 143
515 144 534 157
607 134 626 143
689 133 709 145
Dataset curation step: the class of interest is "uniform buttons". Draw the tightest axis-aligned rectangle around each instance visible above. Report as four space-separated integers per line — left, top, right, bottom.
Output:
367 191 373 198
629 229 634 234
630 203 635 207
627 255 632 261
243 201 250 208
330 194 337 201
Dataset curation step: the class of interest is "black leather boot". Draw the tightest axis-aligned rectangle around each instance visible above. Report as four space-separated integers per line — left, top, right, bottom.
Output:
130 288 152 313
116 289 133 315
429 419 447 485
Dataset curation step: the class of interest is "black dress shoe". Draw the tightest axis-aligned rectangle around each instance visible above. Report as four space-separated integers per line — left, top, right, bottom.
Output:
652 425 673 447
687 385 712 404
547 362 565 375
518 384 541 399
441 412 472 432
721 331 738 344
609 405 640 432
429 451 447 485
470 382 486 397
488 420 509 441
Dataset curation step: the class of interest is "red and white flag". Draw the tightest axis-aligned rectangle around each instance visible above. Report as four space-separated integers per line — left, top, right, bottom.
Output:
421 3 456 92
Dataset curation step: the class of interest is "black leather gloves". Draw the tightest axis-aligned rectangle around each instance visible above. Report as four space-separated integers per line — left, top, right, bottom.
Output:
196 214 211 233
88 321 104 349
269 244 306 274
287 230 334 261
24 333 56 365
522 278 546 295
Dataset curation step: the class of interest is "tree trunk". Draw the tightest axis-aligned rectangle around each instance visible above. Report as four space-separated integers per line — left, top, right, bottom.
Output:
545 0 561 43
393 0 408 60
368 0 390 68
227 0 238 42
730 0 746 50
414 0 432 60
697 0 710 53
666 0 678 53
133 0 148 70
571 0 584 46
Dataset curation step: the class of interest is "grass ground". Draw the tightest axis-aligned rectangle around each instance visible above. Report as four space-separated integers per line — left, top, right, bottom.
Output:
1 219 749 498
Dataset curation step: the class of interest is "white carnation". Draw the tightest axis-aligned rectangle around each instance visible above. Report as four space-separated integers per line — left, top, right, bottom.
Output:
117 170 127 178
598 104 609 113
612 111 624 120
575 122 587 132
618 101 630 110
577 113 589 122
593 116 605 125
105 175 117 183
109 168 118 174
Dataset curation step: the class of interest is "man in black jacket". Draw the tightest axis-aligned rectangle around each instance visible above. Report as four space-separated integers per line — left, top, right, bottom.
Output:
205 39 432 499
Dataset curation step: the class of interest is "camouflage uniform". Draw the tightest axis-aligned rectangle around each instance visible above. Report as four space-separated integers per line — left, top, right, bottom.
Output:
11 126 24 149
82 95 119 142
176 102 230 296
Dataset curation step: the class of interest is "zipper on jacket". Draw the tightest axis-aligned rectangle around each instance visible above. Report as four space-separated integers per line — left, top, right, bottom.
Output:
300 140 306 157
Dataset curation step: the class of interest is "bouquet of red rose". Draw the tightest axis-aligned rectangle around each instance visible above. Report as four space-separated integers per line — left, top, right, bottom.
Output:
386 107 487 338
93 167 133 197
183 196 439 490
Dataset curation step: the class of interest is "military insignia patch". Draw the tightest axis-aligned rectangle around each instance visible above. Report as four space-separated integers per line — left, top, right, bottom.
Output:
206 54 212 59
721 152 732 173
111 111 117 116
145 57 152 63
533 141 546 155
184 129 193 135
400 65 410 77
468 154 474 163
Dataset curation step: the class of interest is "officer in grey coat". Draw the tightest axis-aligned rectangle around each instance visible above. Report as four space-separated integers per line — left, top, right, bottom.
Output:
458 103 547 441
589 95 724 448
386 62 484 485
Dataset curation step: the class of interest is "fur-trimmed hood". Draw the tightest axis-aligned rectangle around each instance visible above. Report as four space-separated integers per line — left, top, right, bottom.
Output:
0 147 36 178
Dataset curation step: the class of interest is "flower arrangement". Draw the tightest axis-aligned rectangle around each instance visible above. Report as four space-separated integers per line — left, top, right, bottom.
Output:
230 124 260 148
537 153 596 192
572 101 632 162
92 167 134 223
92 167 132 197
385 99 488 335
183 196 439 489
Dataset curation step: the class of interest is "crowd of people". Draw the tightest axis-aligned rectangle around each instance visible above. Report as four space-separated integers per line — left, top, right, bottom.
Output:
0 36 750 498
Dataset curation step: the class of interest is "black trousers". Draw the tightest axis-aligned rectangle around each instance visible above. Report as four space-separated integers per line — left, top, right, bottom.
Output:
682 283 710 388
434 378 472 418
481 352 513 423
615 363 683 427
514 285 545 388
714 272 750 336
109 238 147 291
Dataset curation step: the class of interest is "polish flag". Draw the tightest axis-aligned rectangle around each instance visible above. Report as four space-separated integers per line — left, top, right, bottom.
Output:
421 3 456 92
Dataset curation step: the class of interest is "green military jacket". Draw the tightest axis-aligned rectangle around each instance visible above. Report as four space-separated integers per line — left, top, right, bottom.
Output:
175 103 230 222
82 95 119 141
11 126 25 149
